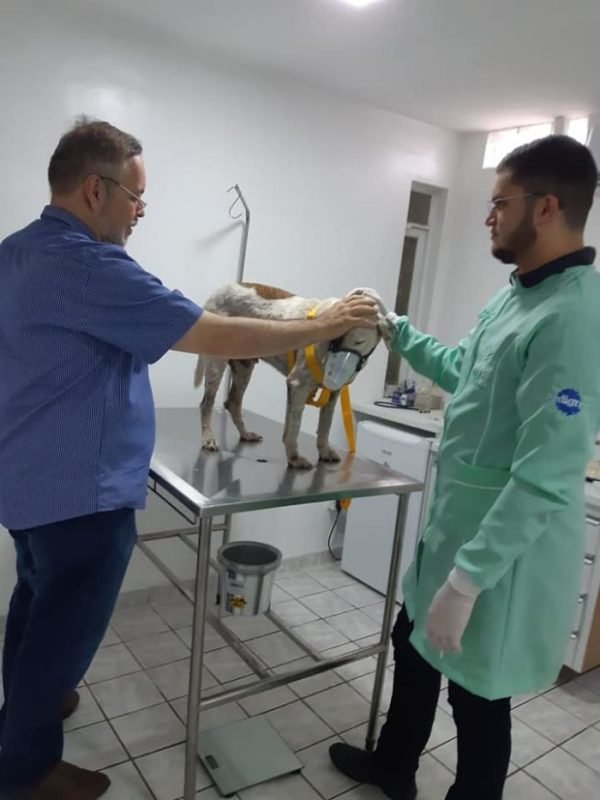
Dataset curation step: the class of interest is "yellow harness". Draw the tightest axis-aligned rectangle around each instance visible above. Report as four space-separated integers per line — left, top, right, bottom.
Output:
287 308 356 511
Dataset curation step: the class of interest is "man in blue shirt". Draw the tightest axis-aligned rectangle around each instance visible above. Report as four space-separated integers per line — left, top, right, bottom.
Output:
0 119 377 800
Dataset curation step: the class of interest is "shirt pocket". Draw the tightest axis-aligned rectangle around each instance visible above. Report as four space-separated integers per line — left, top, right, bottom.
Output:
452 457 511 491
434 457 511 543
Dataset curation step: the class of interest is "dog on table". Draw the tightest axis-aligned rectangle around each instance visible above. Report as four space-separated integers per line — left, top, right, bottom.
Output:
194 282 384 469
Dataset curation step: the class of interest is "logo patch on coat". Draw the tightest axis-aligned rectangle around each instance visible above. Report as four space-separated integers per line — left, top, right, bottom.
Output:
555 388 582 416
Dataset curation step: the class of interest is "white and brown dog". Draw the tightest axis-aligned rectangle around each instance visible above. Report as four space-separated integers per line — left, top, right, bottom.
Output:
194 282 383 469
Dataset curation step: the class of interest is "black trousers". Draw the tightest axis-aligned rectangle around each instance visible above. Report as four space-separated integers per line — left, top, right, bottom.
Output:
374 607 512 800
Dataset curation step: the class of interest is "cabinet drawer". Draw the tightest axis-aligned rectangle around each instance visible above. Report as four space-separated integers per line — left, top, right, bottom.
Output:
585 516 600 557
564 630 580 667
573 593 587 633
580 558 595 594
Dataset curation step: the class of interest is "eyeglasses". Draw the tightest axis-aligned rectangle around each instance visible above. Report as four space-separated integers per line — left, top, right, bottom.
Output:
99 176 147 209
486 193 541 215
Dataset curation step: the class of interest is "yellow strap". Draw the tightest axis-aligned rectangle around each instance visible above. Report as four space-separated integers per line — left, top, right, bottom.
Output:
287 347 330 407
306 386 332 408
286 306 355 507
304 344 331 407
340 385 356 510
303 309 330 404
340 385 356 454
304 342 325 385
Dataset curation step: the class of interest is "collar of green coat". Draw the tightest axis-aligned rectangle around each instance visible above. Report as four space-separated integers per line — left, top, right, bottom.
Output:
511 246 596 289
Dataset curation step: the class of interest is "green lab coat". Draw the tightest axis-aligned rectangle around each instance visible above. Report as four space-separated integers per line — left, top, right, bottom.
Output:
392 265 600 699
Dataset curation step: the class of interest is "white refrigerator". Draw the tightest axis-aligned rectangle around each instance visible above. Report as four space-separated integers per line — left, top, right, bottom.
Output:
341 420 433 602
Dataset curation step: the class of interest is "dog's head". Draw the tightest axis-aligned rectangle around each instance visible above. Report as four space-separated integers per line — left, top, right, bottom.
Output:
346 287 396 346
321 288 385 391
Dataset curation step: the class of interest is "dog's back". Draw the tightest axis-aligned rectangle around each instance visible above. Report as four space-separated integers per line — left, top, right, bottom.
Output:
205 282 327 321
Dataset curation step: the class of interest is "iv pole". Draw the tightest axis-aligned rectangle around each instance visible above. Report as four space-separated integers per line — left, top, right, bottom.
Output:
227 184 250 282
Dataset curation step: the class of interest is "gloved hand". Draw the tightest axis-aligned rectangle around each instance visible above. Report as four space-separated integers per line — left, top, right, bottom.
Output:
426 567 481 653
377 310 400 344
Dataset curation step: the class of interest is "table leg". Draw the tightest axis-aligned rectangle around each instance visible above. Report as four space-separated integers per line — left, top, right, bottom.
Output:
183 517 213 800
365 494 408 751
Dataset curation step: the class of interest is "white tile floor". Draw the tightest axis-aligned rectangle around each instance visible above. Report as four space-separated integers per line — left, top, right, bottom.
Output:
4 559 600 799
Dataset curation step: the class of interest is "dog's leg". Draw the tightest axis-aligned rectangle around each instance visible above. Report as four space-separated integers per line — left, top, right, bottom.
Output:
317 391 342 463
284 376 317 470
200 359 227 451
224 359 262 443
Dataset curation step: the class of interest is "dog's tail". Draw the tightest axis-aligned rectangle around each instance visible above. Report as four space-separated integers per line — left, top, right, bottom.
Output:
193 356 205 388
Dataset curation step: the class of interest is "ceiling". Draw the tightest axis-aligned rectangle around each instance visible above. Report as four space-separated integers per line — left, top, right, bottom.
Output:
53 0 600 132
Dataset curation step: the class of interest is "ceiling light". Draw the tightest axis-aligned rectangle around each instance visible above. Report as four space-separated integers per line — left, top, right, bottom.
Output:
338 0 384 9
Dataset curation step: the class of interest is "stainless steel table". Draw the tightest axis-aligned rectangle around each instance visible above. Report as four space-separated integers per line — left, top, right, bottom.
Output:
143 407 423 799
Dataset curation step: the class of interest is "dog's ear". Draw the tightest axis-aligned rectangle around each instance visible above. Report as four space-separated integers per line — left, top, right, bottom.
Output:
347 287 387 316
347 288 396 345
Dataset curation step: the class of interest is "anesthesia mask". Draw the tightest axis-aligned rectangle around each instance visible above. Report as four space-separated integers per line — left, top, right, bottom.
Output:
322 338 376 391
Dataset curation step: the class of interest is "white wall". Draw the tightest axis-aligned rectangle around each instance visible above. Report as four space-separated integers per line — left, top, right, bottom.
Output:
429 131 600 346
0 1 459 613
427 133 508 345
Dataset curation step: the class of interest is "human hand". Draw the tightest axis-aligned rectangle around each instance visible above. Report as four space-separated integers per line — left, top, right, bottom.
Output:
317 294 378 340
426 568 481 653
345 288 401 345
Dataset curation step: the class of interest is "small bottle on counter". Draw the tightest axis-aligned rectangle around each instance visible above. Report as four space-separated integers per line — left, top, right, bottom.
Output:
415 383 433 413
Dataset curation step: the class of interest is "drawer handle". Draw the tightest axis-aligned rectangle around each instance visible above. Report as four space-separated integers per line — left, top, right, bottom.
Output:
584 555 596 565
578 594 587 604
570 631 580 640
585 517 600 527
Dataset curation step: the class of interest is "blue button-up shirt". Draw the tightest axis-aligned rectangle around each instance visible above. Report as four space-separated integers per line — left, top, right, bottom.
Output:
0 206 202 529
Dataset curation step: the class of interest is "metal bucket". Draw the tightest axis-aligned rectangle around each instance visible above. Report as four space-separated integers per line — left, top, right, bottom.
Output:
217 541 282 616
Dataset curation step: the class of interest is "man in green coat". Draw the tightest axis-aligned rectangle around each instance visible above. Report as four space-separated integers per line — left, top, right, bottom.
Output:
330 134 600 799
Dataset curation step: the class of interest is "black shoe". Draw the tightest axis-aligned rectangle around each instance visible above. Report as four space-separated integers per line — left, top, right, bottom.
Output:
328 743 418 800
329 742 378 784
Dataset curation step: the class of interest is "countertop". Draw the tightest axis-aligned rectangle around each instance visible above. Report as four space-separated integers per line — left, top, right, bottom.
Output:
353 401 444 437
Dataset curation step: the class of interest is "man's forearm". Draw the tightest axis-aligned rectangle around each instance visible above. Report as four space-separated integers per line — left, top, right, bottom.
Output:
173 313 332 358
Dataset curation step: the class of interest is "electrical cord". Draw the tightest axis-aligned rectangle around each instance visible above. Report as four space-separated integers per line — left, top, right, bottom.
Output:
327 506 342 561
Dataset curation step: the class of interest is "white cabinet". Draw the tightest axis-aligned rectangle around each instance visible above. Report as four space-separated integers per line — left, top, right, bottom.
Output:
341 421 433 601
563 509 600 672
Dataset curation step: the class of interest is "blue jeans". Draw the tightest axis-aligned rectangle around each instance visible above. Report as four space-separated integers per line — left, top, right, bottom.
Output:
0 509 137 792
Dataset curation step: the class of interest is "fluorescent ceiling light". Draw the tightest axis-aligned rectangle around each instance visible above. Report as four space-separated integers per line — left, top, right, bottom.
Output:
338 0 384 8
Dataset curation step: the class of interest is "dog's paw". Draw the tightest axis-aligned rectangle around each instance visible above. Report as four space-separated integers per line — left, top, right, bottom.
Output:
202 438 220 452
287 455 314 470
240 431 263 443
318 446 341 463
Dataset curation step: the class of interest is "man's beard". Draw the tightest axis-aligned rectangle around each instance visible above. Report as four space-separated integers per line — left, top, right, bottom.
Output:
100 231 127 246
492 212 537 265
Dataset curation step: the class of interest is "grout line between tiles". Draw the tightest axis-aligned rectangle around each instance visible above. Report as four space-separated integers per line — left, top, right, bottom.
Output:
76 565 600 800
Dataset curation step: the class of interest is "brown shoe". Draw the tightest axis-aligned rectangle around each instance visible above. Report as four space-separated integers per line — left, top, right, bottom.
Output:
28 761 110 800
61 690 80 720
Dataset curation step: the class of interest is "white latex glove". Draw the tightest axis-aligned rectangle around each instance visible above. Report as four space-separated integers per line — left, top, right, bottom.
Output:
377 310 400 344
426 568 481 653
